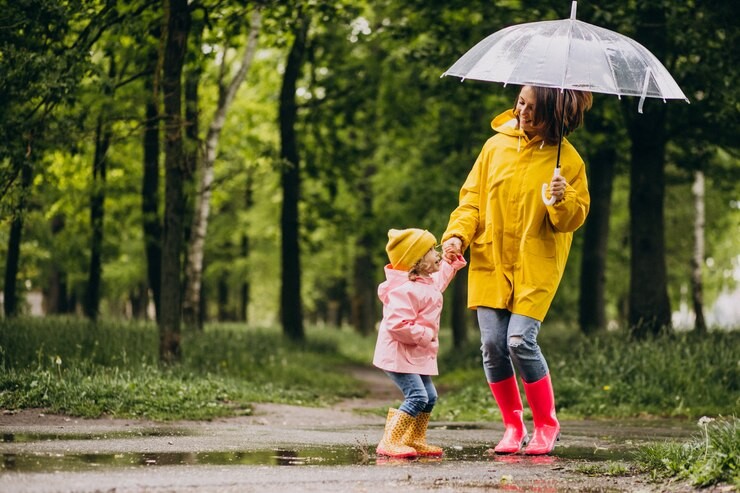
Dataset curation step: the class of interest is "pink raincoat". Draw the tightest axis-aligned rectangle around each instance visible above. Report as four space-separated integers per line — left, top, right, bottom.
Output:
372 256 466 375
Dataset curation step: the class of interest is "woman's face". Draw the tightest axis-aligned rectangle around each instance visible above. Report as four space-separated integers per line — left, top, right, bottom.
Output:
515 86 538 136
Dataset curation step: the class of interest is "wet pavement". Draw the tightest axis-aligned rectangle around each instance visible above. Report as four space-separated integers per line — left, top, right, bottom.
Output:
0 404 707 493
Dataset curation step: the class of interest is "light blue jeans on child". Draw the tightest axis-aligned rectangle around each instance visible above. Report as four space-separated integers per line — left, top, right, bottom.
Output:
384 371 437 417
477 306 549 384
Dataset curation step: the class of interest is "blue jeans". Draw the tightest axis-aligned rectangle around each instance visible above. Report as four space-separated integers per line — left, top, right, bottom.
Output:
478 307 549 384
384 371 437 417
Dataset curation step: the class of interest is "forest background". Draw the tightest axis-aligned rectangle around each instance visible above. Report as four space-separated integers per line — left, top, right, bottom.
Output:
1 0 738 361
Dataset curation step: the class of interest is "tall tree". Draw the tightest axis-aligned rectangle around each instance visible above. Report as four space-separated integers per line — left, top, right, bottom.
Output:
624 3 672 337
690 168 707 334
159 0 191 362
84 56 116 320
279 8 309 341
142 34 163 320
183 9 262 329
3 150 33 317
578 107 619 334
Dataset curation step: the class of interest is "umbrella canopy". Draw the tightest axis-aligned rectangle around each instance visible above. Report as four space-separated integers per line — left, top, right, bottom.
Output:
442 1 689 204
442 1 689 113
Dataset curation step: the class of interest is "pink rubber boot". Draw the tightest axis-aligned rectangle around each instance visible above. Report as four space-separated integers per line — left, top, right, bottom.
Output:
489 376 528 454
523 374 560 455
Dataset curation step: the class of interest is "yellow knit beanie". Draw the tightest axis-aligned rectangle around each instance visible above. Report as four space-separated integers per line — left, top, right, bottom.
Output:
386 228 437 271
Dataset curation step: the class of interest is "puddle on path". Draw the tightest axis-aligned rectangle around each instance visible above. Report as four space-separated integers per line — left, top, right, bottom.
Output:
2 429 190 443
2 444 635 473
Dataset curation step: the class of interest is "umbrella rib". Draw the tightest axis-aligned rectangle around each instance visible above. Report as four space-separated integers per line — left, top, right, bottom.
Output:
501 27 536 87
560 19 574 90
578 21 622 97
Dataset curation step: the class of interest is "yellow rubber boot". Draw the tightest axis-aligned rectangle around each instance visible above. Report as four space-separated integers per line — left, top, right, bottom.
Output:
376 408 418 458
403 412 443 457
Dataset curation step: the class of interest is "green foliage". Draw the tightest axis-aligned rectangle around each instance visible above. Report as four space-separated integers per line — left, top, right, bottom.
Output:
435 327 740 420
0 0 737 331
636 416 740 488
574 461 633 477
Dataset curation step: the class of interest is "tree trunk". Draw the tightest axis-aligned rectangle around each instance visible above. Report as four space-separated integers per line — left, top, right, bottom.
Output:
46 214 70 314
450 265 469 348
351 240 376 336
181 16 203 329
351 158 377 336
626 4 672 338
85 108 113 320
578 144 616 334
279 11 309 341
159 0 190 363
691 169 707 334
239 168 255 323
3 155 33 318
183 10 261 329
143 59 162 321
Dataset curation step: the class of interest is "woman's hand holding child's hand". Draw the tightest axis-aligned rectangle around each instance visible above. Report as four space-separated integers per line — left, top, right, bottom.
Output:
442 237 462 262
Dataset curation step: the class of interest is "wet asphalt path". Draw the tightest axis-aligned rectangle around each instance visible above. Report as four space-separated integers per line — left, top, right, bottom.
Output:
0 403 706 493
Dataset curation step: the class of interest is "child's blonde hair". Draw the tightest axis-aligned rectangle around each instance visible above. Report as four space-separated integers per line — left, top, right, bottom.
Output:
408 248 437 281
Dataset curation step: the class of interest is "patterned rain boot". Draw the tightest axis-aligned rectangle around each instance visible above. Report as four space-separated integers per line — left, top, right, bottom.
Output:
402 412 443 457
489 376 528 453
523 374 560 455
376 408 418 458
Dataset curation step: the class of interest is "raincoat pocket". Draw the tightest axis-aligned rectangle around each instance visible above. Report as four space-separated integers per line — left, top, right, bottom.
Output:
523 238 555 259
470 238 495 272
402 340 437 366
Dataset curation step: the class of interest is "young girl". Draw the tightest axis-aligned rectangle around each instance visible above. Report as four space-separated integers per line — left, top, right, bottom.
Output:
373 228 466 458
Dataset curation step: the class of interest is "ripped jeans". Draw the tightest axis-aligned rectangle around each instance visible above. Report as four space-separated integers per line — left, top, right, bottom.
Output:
477 307 549 384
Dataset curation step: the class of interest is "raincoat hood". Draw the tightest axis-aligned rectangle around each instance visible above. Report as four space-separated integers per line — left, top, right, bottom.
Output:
491 109 523 136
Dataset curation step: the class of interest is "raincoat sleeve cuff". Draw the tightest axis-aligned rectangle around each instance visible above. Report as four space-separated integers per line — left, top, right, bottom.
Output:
450 254 467 271
417 327 435 348
547 184 587 232
433 257 466 292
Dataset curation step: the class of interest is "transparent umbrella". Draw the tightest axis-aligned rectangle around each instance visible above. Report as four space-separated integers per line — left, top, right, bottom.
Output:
442 1 689 204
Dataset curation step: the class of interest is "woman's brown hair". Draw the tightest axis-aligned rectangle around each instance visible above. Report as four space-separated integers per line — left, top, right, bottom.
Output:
514 86 593 146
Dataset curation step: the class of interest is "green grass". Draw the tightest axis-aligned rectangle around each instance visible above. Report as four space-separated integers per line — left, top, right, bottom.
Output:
1 318 738 423
636 416 739 488
435 327 740 421
0 318 370 419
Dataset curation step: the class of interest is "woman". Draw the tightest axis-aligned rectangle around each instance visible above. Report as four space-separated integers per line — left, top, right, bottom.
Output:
442 85 592 455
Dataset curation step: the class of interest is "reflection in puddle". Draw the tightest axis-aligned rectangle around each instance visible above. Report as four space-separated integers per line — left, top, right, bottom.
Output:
2 429 190 443
2 447 365 472
2 443 635 473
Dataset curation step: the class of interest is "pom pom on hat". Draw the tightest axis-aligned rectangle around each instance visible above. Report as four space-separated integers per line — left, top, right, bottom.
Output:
386 228 437 271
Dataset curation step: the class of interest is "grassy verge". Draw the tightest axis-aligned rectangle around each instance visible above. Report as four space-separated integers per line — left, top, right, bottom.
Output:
636 416 739 488
435 326 739 421
1 318 738 423
0 318 370 420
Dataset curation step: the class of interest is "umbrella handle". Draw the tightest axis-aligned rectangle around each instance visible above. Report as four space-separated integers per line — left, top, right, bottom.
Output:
541 168 561 206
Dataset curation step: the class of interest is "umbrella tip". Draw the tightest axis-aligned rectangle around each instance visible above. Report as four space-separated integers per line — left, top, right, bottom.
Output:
570 1 577 20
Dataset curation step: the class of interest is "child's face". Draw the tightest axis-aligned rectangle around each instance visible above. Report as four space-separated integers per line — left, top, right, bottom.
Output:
420 247 441 275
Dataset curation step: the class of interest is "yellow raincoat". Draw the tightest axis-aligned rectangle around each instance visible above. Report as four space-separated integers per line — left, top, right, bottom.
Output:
442 109 590 321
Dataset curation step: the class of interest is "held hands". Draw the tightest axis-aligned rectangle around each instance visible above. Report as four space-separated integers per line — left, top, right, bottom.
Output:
442 237 462 262
549 173 567 203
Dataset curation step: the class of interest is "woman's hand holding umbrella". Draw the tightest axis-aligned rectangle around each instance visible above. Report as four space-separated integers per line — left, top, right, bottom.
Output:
546 172 567 204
